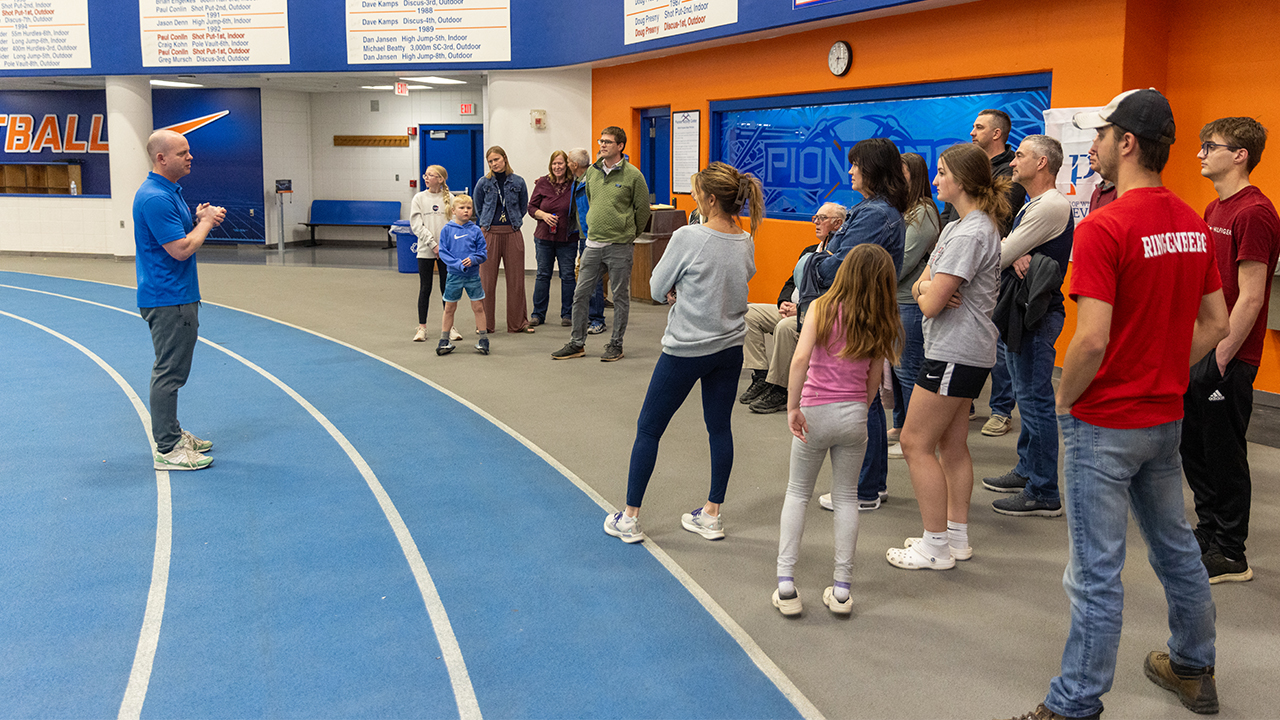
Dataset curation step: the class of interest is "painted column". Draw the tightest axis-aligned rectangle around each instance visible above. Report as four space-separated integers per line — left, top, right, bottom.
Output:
105 76 152 259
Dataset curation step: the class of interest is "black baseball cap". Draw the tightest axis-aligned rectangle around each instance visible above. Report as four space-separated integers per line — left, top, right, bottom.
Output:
1073 88 1176 145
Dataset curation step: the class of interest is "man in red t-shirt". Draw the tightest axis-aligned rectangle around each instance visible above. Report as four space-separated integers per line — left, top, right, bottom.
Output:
1003 89 1230 720
1180 117 1280 584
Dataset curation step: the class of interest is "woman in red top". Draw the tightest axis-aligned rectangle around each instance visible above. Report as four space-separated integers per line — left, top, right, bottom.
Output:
528 150 576 326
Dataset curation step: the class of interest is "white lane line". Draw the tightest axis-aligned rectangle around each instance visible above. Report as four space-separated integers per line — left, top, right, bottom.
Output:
0 284 482 720
0 309 173 720
4 277 823 720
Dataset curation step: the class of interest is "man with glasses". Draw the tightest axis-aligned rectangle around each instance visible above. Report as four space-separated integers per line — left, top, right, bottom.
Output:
553 126 650 362
1180 117 1280 584
739 202 846 413
1005 88 1230 720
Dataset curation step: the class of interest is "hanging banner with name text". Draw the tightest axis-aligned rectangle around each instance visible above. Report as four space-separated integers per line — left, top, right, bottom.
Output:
139 0 290 67
346 0 510 64
625 0 737 45
0 0 91 70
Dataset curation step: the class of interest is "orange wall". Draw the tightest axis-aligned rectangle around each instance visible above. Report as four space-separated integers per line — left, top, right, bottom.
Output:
593 0 1280 392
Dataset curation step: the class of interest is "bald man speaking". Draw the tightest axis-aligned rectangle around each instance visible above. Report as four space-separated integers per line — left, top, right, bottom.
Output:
133 129 226 472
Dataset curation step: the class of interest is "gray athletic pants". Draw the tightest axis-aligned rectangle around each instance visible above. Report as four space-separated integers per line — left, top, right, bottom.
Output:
141 303 199 454
777 401 868 584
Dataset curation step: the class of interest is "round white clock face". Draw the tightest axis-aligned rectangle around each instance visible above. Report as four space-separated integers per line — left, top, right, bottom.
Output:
828 41 851 77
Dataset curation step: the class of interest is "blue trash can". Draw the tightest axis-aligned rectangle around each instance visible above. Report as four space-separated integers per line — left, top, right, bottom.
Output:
392 220 417 274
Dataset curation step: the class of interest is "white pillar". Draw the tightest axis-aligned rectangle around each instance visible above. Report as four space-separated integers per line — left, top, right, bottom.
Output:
105 76 152 260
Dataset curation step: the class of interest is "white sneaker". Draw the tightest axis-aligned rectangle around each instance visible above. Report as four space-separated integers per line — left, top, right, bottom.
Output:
823 586 853 615
603 512 644 543
449 327 463 342
680 508 725 540
819 491 887 511
413 327 427 342
154 445 212 471
772 588 802 616
887 443 904 459
177 429 212 453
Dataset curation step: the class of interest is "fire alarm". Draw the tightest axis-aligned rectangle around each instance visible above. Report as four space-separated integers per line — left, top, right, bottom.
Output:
530 109 547 130
407 127 417 136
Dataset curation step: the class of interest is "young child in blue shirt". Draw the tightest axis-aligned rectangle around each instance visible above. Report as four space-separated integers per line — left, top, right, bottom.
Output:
436 194 491 355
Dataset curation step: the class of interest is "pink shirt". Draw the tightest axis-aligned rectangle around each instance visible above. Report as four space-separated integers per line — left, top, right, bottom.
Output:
800 312 871 407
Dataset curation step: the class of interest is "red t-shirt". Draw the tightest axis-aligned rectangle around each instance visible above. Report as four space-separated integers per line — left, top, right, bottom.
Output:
1204 185 1280 367
1069 186 1222 429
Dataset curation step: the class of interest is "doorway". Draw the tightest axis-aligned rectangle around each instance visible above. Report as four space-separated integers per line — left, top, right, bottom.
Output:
418 124 485 195
640 108 671 205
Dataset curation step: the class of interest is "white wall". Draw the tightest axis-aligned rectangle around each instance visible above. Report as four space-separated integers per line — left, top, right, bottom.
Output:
307 86 484 243
261 89 313 246
485 68 593 268
0 196 114 255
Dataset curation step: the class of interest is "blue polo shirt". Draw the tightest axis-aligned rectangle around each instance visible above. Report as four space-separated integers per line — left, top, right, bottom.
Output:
133 171 199 308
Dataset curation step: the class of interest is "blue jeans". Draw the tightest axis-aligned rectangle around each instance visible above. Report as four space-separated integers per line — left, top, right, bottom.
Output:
1046 414 1216 718
1007 309 1065 502
891 303 925 430
857 393 886 501
989 337 1015 417
531 239 576 322
626 346 743 508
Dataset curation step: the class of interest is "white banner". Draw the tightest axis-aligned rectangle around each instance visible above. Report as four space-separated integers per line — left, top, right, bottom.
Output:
1043 106 1105 224
139 0 290 67
671 110 700 194
626 0 737 45
0 0 91 70
346 0 510 65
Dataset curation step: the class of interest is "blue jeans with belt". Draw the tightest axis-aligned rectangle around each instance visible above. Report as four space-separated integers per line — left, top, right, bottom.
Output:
1045 414 1216 718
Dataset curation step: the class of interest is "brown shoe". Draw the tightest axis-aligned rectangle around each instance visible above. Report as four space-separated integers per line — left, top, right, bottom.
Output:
1000 703 1098 720
1144 651 1219 714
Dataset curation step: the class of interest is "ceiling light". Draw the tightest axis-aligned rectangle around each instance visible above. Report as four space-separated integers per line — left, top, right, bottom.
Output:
400 76 466 85
361 85 395 90
407 85 432 90
150 79 204 88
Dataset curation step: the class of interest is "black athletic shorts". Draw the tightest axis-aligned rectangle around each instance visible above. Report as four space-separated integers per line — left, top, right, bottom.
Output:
915 358 991 399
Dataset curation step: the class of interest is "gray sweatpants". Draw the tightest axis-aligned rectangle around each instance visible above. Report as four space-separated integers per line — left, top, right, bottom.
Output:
777 400 868 584
141 303 199 453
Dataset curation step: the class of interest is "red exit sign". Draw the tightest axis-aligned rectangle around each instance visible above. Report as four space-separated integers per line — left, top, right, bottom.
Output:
459 103 475 116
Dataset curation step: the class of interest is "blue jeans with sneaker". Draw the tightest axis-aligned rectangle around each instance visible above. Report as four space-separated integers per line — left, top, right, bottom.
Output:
531 239 576 322
1045 414 1216 718
989 338 1015 418
1006 309 1064 503
891 303 925 430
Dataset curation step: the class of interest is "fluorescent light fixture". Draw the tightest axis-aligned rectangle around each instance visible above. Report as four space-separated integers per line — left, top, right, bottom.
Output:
150 79 203 88
361 85 395 90
407 85 432 90
400 76 466 85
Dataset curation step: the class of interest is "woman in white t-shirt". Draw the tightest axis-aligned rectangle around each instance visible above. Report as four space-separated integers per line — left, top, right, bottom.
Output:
887 143 1008 571
411 164 455 342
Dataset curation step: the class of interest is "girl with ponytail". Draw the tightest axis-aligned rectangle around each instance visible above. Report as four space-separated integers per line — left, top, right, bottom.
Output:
887 142 1002 571
603 162 763 544
410 164 457 342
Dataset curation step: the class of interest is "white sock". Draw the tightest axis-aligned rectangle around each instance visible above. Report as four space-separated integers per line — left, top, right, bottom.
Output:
922 529 949 558
947 521 970 550
777 577 796 598
833 581 850 602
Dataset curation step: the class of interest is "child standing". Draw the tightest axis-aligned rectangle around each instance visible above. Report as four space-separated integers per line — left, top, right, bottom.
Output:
436 194 491 356
411 164 456 342
774 243 901 616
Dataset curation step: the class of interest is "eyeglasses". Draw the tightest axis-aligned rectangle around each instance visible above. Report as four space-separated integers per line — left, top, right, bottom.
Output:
812 214 835 223
598 139 617 145
1200 141 1243 154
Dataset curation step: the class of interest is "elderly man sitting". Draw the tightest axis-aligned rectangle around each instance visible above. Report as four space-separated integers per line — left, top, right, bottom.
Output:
739 202 847 413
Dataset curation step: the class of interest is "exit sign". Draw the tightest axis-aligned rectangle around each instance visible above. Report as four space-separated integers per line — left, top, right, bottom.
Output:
395 82 409 96
460 103 475 116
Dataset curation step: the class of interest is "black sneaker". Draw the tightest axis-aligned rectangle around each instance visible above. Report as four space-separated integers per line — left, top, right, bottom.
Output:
1143 651 1218 714
992 489 1063 517
475 337 490 355
982 469 1029 493
436 339 455 356
600 343 624 362
738 374 770 404
749 384 788 414
1202 546 1253 584
551 343 585 360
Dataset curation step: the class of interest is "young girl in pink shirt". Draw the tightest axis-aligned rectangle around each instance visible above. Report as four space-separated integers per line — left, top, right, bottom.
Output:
773 243 901 616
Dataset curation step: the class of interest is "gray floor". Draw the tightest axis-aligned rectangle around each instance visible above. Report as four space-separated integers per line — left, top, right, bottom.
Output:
4 248 1278 720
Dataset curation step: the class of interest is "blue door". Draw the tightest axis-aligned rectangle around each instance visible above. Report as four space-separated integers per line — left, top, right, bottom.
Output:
640 108 671 205
418 124 484 195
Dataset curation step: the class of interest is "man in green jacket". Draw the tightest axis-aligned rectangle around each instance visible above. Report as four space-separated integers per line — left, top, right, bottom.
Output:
553 125 651 362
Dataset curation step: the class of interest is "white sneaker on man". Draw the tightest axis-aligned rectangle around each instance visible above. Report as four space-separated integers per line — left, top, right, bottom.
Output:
154 445 212 471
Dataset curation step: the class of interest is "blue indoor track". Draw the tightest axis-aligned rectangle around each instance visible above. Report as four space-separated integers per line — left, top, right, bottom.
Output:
0 272 815 720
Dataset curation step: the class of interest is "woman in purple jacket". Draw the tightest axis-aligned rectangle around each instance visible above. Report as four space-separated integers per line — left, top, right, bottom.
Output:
527 150 577 326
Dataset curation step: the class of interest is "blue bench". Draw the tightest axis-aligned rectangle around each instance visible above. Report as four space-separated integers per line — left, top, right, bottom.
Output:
301 200 402 247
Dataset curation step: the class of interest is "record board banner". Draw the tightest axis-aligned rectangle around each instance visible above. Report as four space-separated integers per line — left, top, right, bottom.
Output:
0 0 91 70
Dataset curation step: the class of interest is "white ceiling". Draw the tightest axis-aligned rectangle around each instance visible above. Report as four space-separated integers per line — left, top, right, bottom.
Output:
0 71 485 94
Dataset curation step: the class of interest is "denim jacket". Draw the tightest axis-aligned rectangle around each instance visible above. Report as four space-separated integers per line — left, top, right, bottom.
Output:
473 172 529 231
815 196 905 286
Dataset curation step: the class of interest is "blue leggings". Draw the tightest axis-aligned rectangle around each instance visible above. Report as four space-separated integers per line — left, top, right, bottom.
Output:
626 346 743 508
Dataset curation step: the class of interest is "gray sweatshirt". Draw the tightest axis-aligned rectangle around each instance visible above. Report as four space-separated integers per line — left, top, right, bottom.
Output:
649 223 756 357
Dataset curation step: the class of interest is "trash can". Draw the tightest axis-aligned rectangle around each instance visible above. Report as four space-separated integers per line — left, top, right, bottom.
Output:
391 220 417 274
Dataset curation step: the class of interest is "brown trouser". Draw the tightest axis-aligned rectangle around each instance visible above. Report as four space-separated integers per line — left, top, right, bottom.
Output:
479 226 530 333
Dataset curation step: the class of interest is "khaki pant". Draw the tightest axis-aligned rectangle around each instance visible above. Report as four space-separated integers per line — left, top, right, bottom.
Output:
743 303 800 387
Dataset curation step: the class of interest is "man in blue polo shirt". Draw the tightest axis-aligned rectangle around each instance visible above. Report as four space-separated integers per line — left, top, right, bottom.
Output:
134 129 225 471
